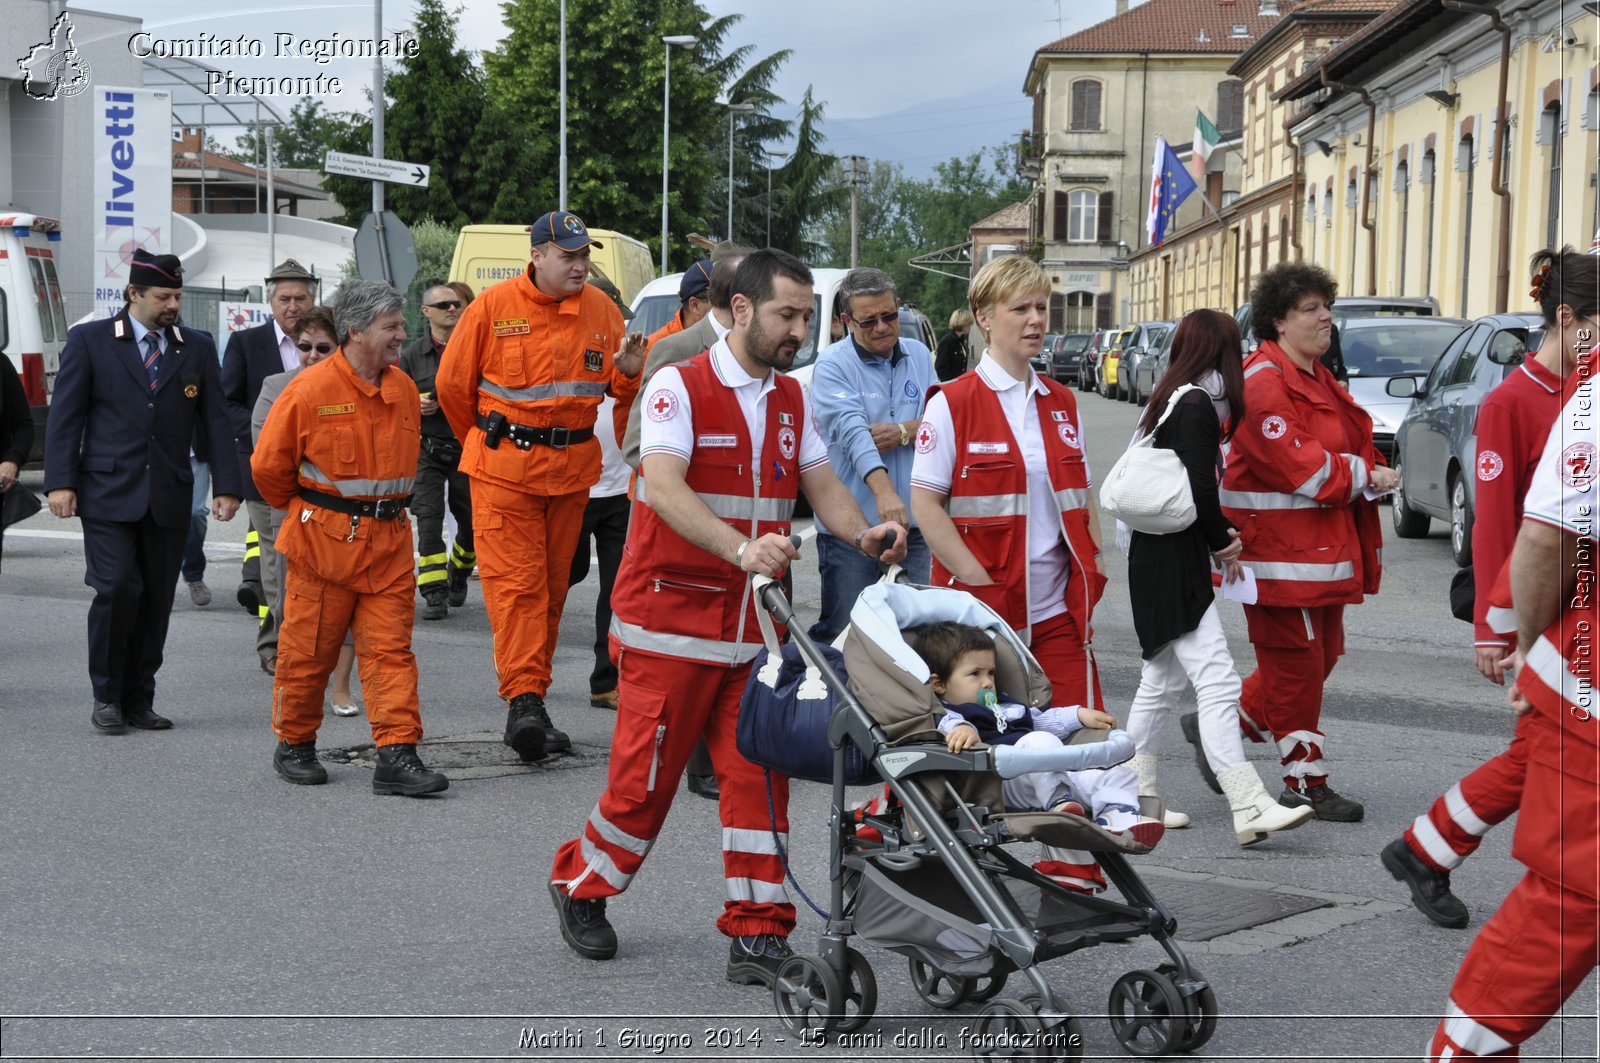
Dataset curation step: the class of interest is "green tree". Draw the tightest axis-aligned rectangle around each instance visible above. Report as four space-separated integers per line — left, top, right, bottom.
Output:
402 217 459 335
769 87 840 259
235 97 364 169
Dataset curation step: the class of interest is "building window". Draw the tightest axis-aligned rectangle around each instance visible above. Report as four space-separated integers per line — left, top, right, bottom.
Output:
1216 79 1244 130
1068 189 1098 243
1052 191 1069 242
1279 213 1289 263
1261 217 1270 274
1397 161 1410 294
1422 150 1437 298
1323 184 1333 227
1070 80 1102 131
1544 103 1563 251
1066 291 1095 332
1049 292 1065 332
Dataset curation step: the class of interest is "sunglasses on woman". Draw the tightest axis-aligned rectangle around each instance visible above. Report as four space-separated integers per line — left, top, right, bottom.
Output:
296 341 335 354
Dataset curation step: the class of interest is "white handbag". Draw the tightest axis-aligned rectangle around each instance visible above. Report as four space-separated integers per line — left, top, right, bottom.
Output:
1099 385 1199 535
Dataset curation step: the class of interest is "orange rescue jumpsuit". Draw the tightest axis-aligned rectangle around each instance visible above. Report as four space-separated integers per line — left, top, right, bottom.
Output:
437 269 640 702
252 352 423 747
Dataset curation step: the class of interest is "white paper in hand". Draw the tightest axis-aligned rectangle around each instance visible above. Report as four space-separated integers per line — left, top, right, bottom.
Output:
1217 564 1259 605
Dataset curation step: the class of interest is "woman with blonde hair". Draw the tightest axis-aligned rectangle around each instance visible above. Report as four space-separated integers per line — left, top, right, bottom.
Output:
912 256 1106 714
934 307 974 381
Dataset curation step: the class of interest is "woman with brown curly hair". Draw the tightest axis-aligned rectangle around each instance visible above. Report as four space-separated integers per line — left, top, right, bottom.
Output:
1221 263 1397 823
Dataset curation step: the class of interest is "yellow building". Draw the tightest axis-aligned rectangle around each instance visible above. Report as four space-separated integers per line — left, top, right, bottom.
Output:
1023 0 1283 332
1281 0 1598 319
1128 0 1398 321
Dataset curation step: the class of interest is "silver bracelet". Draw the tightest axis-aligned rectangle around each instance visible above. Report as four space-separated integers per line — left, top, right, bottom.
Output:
735 538 753 565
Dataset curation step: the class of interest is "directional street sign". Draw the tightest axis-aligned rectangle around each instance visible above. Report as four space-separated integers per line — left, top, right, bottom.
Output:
324 150 430 188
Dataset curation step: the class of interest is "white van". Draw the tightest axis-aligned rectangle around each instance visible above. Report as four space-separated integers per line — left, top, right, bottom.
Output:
0 213 68 462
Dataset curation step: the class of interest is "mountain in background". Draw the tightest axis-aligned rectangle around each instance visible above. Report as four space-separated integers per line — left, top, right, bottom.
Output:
778 78 1029 178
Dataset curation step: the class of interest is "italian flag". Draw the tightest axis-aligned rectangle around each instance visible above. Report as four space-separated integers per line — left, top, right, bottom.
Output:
1190 109 1221 184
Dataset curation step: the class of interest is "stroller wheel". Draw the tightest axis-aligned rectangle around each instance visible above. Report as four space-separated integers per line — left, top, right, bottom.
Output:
967 971 1010 1003
971 998 1084 1061
834 949 878 1034
1107 969 1185 1057
1157 963 1218 1053
773 955 844 1038
908 957 972 1009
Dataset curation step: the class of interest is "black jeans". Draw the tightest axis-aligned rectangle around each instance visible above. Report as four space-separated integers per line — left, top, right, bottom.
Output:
565 492 629 694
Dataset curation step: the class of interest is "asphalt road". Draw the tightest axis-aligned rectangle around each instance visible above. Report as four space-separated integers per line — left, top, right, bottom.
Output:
2 385 1594 1062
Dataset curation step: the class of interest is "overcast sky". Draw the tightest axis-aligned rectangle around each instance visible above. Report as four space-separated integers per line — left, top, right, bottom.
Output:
69 0 1128 127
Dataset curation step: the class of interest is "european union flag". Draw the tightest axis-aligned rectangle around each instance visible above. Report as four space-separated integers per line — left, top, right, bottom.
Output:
1145 135 1198 248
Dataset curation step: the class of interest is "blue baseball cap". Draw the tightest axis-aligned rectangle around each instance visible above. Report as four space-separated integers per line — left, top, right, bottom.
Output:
530 210 603 251
678 259 713 301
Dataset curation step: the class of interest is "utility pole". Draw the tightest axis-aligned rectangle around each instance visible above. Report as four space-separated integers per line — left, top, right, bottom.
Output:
847 155 866 268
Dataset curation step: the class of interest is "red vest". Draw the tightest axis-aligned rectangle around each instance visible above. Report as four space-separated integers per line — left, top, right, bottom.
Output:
610 351 803 664
927 373 1104 643
1221 342 1383 607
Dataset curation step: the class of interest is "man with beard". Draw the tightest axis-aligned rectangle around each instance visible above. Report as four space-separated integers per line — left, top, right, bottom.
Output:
548 249 908 983
44 248 242 733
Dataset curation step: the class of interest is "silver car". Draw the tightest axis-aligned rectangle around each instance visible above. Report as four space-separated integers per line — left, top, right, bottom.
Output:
1119 321 1172 405
1337 316 1468 463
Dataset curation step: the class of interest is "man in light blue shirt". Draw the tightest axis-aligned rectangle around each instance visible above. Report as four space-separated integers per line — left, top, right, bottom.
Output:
808 267 933 640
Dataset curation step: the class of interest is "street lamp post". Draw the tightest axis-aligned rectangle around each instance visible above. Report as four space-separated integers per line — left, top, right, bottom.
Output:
765 149 789 247
660 35 697 276
718 98 757 241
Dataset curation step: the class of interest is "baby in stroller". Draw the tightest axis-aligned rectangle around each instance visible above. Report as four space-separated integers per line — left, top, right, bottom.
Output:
911 620 1164 847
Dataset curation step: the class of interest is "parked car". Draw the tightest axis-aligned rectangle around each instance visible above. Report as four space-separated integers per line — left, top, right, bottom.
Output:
898 303 937 352
1130 322 1178 405
1080 328 1112 392
1388 313 1544 566
1096 327 1134 400
1050 332 1092 386
1234 295 1441 352
1338 316 1469 463
1120 321 1173 405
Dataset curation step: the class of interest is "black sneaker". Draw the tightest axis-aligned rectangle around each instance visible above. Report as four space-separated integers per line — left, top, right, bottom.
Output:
1180 711 1222 794
726 933 793 987
273 740 328 785
236 580 263 616
446 563 470 608
1280 782 1364 822
372 743 449 796
685 772 720 800
503 693 572 760
419 594 448 621
1381 838 1469 928
549 881 617 960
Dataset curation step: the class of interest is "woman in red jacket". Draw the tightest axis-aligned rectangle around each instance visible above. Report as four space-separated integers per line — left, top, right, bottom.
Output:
911 255 1106 712
1221 263 1397 822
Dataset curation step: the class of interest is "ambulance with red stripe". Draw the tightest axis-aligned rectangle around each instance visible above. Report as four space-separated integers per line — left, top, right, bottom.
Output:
0 213 68 462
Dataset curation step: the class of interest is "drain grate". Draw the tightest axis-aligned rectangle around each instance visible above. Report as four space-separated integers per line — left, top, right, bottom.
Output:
1148 873 1334 941
322 732 605 780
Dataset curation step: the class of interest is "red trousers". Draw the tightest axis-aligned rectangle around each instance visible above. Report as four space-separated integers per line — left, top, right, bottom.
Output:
1428 870 1599 1058
549 643 795 938
273 560 420 747
471 480 588 701
1030 610 1104 712
1239 603 1344 788
1405 715 1530 872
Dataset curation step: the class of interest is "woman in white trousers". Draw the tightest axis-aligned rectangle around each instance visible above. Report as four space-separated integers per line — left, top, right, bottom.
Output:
1120 310 1312 846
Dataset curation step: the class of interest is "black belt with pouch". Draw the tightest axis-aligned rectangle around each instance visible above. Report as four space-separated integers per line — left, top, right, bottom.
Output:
297 487 411 520
476 414 594 451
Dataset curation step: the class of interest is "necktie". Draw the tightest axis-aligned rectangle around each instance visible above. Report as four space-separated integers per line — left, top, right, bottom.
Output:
142 333 161 391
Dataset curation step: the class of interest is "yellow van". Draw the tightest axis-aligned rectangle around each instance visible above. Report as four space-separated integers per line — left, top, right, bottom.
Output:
448 224 655 305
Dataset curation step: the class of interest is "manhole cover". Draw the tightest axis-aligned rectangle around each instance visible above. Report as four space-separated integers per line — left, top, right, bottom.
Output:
322 731 605 780
1154 876 1333 941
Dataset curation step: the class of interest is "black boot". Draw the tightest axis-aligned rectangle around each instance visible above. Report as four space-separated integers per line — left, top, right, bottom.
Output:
1280 782 1364 822
372 743 449 796
549 881 617 959
91 701 129 735
420 591 448 621
503 693 570 761
446 562 470 608
273 740 328 785
1382 838 1469 928
1180 712 1222 794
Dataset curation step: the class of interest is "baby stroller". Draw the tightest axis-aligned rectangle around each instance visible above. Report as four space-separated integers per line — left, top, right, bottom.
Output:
744 572 1218 1060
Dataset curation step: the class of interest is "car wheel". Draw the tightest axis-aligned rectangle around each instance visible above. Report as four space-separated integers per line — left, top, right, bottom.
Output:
1450 472 1474 567
1391 459 1431 538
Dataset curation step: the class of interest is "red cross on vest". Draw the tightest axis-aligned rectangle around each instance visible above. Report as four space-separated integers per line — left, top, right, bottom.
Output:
652 394 672 416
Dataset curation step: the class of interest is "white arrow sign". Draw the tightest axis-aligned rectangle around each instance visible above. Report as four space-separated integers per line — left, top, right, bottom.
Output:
323 150 430 187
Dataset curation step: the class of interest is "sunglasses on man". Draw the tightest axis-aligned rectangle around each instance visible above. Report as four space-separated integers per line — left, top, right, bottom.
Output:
425 300 464 311
849 309 900 332
296 341 335 354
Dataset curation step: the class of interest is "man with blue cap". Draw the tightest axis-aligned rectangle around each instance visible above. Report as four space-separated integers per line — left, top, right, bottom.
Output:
644 258 714 353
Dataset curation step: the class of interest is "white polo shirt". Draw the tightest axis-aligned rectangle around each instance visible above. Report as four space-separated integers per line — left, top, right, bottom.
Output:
1524 378 1599 541
911 352 1091 625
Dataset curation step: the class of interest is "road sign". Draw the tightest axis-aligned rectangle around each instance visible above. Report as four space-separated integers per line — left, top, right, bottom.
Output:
353 211 418 291
324 150 430 188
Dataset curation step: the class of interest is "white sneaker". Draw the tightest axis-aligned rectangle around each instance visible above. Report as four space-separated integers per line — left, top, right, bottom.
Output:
330 700 361 717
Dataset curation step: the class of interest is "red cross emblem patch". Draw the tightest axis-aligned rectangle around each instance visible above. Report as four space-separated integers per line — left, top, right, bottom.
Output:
1476 450 1504 481
646 389 678 422
1562 442 1596 489
915 423 938 454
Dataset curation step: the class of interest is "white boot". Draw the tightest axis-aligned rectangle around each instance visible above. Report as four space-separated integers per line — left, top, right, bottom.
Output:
1218 762 1313 846
1130 754 1190 829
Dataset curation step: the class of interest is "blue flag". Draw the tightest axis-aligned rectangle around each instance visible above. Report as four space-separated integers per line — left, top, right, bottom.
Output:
1146 136 1198 248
